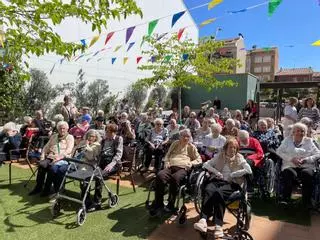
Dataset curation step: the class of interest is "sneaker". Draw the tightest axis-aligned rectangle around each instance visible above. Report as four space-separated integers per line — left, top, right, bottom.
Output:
214 225 224 238
193 218 207 233
28 188 42 196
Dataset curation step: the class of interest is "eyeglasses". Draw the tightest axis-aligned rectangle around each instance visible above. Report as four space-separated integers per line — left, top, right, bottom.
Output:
156 123 162 126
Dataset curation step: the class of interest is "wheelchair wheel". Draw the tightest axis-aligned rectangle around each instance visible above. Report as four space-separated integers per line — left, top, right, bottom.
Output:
265 158 275 195
233 230 253 240
77 208 87 226
177 205 187 225
51 199 61 218
194 171 205 214
108 194 119 208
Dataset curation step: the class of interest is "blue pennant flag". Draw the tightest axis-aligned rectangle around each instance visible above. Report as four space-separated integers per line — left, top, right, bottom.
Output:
227 8 247 14
182 54 189 61
112 57 117 65
171 11 186 27
80 39 87 47
127 42 135 52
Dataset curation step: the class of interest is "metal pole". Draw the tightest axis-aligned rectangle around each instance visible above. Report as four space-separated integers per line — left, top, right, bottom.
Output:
178 87 182 124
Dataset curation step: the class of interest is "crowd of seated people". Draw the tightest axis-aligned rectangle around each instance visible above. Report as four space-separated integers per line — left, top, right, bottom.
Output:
1 94 320 236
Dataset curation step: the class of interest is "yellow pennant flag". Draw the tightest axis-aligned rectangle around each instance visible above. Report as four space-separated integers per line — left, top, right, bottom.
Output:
311 40 320 46
114 45 122 52
200 18 216 28
0 34 4 48
123 57 129 64
208 0 223 10
89 35 99 48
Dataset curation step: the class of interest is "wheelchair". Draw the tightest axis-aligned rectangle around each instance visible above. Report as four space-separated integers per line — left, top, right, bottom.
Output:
145 164 204 221
51 158 119 226
195 170 252 240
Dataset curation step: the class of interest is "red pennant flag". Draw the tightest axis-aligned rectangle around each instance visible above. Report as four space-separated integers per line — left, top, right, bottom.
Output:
136 56 142 64
105 32 115 45
178 28 185 41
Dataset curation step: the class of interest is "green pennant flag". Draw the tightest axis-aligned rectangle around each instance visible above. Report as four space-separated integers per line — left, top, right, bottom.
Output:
268 0 282 17
148 19 159 36
263 47 271 52
163 55 172 63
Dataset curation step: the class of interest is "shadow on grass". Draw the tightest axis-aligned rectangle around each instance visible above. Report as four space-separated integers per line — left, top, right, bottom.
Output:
250 197 311 226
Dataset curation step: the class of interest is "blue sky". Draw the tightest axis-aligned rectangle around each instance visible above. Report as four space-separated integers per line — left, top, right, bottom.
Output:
184 0 320 71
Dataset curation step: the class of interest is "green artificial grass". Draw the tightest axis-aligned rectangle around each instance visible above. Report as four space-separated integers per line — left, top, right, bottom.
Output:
0 165 162 240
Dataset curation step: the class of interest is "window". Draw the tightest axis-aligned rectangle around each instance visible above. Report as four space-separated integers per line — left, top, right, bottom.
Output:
263 66 271 73
263 75 271 81
254 67 262 73
263 55 271 63
254 56 262 63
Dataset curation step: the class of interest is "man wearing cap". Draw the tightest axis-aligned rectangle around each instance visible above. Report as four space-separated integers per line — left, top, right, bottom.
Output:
90 116 106 138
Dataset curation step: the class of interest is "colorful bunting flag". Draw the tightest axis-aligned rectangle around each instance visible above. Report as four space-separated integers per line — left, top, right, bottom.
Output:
208 0 223 10
150 56 157 63
148 19 159 36
112 57 117 64
97 58 103 62
136 56 143 64
126 26 135 44
59 58 65 64
123 57 129 65
140 36 149 48
182 54 189 61
127 42 135 52
227 8 247 14
89 35 99 47
157 32 168 41
171 11 186 27
163 55 172 63
114 45 122 52
105 32 115 45
200 18 216 27
311 40 320 46
86 58 92 62
49 63 56 74
178 28 185 41
74 54 84 61
268 0 282 17
80 39 87 47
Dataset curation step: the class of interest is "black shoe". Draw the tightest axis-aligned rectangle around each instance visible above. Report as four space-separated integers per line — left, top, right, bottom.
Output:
40 191 50 197
164 202 176 213
87 203 102 212
28 188 42 196
149 205 163 217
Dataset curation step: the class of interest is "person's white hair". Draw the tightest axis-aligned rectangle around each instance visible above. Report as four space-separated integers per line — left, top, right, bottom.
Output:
213 114 219 119
258 119 267 127
3 122 18 132
190 111 197 117
300 117 312 127
292 122 308 135
211 123 222 133
179 128 192 137
154 118 164 125
234 120 241 129
238 130 250 140
23 116 32 124
141 113 148 121
56 121 69 130
235 109 242 115
207 118 216 125
225 118 235 126
224 107 229 111
84 129 102 143
53 114 64 123
121 112 128 118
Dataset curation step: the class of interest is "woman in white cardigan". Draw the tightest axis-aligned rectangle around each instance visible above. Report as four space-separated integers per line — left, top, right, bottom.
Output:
202 124 226 160
276 122 320 206
194 138 252 238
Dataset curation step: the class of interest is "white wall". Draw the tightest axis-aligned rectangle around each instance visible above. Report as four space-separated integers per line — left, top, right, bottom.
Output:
28 0 199 95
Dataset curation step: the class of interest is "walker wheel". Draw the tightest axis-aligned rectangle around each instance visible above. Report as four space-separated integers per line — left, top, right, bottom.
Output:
51 199 61 218
108 194 119 208
77 208 87 226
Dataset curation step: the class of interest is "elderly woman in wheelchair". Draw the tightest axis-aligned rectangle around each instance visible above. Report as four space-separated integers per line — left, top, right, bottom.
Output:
148 129 202 217
276 122 320 207
194 138 252 238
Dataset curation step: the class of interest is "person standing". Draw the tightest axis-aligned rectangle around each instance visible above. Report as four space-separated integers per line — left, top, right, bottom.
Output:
283 97 298 137
298 97 320 130
61 95 78 127
213 96 221 110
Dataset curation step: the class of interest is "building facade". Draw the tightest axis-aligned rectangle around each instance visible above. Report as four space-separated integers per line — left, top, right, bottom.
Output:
246 47 279 82
275 68 314 82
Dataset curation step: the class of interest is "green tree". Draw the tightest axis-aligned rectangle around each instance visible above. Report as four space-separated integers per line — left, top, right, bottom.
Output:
125 83 147 111
136 34 239 121
24 68 58 115
148 85 167 108
85 79 110 115
0 0 142 115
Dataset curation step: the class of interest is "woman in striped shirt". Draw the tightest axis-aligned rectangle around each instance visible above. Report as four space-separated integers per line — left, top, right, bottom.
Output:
298 97 320 130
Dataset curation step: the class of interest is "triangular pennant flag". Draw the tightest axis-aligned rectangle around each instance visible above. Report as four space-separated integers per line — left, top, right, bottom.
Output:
89 35 99 48
268 0 282 17
60 58 65 64
86 58 92 62
105 32 115 45
97 58 103 62
127 42 135 52
311 40 320 46
163 55 172 63
74 54 84 62
200 18 216 27
112 57 117 64
49 63 56 74
178 28 185 41
80 39 87 47
227 9 247 14
157 32 168 41
93 50 100 57
136 56 142 64
148 19 159 36
182 54 189 61
123 57 129 65
150 56 157 63
171 11 186 27
126 26 135 44
114 45 122 52
140 36 148 48
208 0 223 10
